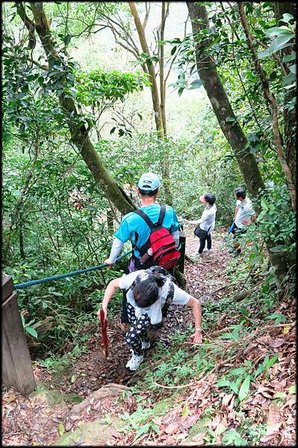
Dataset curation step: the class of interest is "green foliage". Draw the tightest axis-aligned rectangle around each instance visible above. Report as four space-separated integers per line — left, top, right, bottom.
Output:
75 69 149 106
43 2 121 45
218 324 247 341
253 354 279 379
2 137 127 355
258 14 295 59
121 402 160 443
257 184 296 254
221 429 248 446
21 314 38 339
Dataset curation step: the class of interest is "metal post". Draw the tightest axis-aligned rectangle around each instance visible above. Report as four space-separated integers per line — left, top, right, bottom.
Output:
2 274 36 395
178 227 186 274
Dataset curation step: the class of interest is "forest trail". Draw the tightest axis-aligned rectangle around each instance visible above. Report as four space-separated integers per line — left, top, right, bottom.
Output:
2 225 295 446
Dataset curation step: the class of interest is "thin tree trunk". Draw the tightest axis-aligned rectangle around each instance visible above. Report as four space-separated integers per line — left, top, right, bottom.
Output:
158 2 172 205
129 1 173 204
3 146 38 260
187 2 265 202
17 3 135 216
128 1 164 136
238 2 296 211
159 2 168 137
19 214 25 260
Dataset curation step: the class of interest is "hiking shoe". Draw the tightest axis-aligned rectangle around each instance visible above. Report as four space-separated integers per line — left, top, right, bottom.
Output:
141 340 151 350
126 354 144 371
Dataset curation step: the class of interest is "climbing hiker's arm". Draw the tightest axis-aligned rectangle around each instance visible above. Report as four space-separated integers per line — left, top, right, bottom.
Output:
98 278 121 319
187 297 203 344
104 237 124 265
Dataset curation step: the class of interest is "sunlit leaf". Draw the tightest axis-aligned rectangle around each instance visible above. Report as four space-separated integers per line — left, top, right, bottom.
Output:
238 375 250 401
134 423 150 441
288 385 296 395
269 244 288 253
58 423 65 436
25 326 38 338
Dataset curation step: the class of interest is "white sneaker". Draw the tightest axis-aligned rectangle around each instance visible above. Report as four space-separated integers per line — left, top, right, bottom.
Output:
142 341 151 350
126 353 144 371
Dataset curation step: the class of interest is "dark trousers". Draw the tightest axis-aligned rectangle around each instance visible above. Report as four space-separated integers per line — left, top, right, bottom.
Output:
125 303 150 355
229 224 247 255
198 233 212 254
121 263 131 324
121 256 145 324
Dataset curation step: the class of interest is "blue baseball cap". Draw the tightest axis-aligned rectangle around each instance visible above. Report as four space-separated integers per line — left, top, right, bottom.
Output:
138 172 160 191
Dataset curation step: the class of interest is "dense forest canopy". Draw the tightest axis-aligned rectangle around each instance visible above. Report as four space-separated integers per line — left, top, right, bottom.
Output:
2 1 296 351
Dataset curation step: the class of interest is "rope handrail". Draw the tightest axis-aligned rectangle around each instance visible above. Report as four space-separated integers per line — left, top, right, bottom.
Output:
14 251 132 290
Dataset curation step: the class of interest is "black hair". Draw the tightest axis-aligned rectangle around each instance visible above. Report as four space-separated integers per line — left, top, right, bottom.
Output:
204 193 216 206
235 187 246 199
138 187 159 197
132 273 166 308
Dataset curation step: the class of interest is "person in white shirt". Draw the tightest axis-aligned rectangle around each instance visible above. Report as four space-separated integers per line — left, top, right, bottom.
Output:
229 187 256 254
194 193 217 256
98 267 202 371
234 188 256 229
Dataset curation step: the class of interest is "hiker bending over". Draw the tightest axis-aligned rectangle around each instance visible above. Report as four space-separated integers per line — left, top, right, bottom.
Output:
97 267 202 371
194 193 217 257
104 173 180 332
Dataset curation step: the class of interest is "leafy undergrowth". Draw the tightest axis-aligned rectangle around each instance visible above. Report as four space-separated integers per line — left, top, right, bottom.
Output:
2 227 296 446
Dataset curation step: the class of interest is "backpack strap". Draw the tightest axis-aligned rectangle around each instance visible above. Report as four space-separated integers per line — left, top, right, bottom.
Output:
166 282 175 302
134 205 166 229
147 266 175 283
156 205 166 227
134 209 154 230
133 206 166 254
124 272 143 293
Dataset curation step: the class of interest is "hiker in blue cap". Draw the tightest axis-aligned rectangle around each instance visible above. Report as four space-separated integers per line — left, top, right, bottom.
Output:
104 172 180 332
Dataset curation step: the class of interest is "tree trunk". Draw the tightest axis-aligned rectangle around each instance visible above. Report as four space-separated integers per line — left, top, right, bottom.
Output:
159 2 168 137
273 2 297 198
19 3 135 216
128 1 173 205
128 2 164 136
187 2 265 202
158 3 173 205
187 2 290 280
238 2 296 211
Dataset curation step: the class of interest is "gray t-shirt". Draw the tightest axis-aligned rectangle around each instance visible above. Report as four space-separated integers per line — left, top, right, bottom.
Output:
235 198 255 228
119 270 191 325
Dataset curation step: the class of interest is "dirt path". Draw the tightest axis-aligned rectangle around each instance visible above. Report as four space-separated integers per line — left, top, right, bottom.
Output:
2 225 229 446
183 223 231 301
2 225 234 446
2 226 296 446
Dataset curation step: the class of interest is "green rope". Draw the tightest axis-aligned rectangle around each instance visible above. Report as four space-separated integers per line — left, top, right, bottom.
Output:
14 251 132 290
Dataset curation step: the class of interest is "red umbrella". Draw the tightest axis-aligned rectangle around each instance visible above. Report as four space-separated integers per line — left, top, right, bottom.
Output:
100 309 108 358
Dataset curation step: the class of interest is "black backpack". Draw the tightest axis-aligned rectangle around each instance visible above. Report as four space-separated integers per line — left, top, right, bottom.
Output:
125 266 175 318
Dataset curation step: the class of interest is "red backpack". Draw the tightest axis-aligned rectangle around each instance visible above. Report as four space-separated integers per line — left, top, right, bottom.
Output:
134 205 181 270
